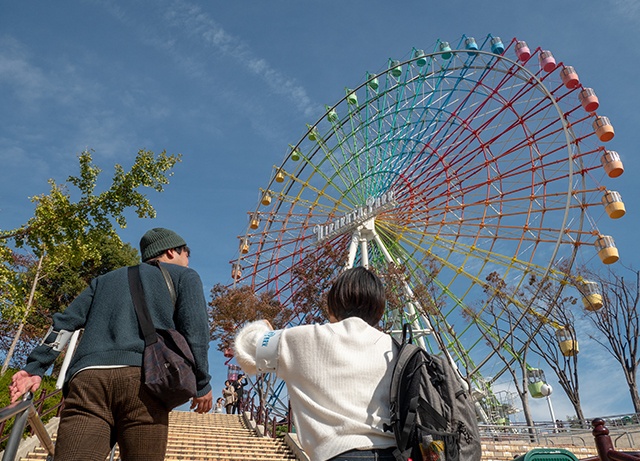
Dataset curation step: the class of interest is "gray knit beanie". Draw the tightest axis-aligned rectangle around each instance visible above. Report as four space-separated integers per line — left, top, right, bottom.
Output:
140 228 187 261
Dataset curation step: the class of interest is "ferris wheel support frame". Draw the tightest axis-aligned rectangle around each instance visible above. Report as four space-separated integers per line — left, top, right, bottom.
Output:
344 218 491 421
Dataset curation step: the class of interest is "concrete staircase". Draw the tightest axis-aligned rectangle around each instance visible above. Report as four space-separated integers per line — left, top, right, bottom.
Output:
11 410 621 461
16 412 298 461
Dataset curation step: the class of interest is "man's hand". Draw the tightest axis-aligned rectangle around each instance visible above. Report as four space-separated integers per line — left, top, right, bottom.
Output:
190 390 213 414
9 370 42 403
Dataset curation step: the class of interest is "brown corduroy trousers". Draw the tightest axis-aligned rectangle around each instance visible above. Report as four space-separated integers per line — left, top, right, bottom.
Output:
54 367 169 461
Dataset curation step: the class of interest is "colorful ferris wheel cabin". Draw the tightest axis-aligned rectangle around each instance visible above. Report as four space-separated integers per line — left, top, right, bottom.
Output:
261 191 272 206
593 116 615 142
595 235 619 264
327 108 338 123
249 215 260 230
439 42 452 60
560 66 580 89
490 37 504 54
414 49 427 67
464 37 478 55
556 327 579 357
307 126 319 141
346 89 358 105
579 280 604 311
390 60 402 78
579 88 599 112
539 50 556 72
367 73 379 90
602 190 626 219
527 369 551 398
290 146 301 161
275 169 285 183
515 41 530 61
231 263 242 280
239 238 250 254
601 150 624 178
592 117 615 142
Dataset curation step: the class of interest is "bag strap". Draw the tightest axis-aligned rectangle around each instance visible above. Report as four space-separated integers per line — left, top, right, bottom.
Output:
149 260 177 306
128 265 158 347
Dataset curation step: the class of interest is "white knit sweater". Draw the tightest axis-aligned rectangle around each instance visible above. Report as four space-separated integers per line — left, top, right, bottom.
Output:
233 317 397 461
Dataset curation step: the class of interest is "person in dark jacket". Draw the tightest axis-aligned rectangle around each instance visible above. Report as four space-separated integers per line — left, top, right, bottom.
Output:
9 228 212 461
231 374 247 414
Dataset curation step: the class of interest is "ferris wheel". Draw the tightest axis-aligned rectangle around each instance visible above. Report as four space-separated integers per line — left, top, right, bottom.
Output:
229 34 626 418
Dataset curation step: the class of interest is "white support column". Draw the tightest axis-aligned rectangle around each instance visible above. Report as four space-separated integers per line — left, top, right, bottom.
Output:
346 231 360 269
360 238 369 269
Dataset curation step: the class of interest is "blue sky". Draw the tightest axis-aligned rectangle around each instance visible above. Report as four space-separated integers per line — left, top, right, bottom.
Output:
2 1 639 421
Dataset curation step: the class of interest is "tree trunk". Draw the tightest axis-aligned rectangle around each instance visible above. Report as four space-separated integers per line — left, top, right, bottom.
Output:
520 392 537 443
627 378 640 413
1 253 44 375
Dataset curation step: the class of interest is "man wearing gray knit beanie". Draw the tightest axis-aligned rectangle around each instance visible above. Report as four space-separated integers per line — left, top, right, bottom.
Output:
10 227 212 461
140 227 187 262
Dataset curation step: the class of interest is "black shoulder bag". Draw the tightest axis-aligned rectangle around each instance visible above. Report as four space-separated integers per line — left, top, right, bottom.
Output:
128 263 197 410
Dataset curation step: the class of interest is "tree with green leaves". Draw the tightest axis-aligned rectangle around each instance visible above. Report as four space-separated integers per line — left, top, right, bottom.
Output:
1 235 141 371
0 148 181 374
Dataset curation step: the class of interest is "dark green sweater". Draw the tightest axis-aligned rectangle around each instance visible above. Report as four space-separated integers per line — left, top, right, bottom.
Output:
25 262 212 397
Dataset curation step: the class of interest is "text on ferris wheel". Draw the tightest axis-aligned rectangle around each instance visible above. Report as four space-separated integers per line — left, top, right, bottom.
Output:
313 190 396 242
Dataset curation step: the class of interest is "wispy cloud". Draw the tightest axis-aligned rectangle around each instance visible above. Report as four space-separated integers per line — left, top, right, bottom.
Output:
610 0 640 18
0 33 162 163
0 36 54 107
98 0 316 119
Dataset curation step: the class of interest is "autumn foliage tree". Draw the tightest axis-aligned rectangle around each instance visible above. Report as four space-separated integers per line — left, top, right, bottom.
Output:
208 242 347 352
289 242 347 324
208 285 286 353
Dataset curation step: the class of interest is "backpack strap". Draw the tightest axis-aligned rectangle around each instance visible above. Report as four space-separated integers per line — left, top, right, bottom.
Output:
388 323 419 405
401 322 413 345
388 341 422 410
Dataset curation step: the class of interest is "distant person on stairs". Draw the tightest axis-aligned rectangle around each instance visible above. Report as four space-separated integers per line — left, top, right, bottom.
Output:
9 228 213 461
223 380 236 414
231 373 247 414
233 266 397 461
214 397 225 413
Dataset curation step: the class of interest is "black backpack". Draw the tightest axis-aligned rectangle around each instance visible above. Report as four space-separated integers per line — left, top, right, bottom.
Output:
386 324 481 461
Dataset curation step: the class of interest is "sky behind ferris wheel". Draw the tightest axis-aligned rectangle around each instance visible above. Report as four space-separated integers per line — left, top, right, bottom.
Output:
1 1 639 421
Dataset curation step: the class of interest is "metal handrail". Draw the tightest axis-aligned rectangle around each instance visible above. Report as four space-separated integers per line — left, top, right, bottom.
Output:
0 393 54 461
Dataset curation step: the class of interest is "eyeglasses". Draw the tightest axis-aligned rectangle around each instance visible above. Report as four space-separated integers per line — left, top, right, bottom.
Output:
175 246 191 258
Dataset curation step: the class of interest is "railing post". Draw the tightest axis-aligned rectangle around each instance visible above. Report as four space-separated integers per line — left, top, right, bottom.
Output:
35 389 47 414
2 407 30 461
593 418 614 461
27 406 55 456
